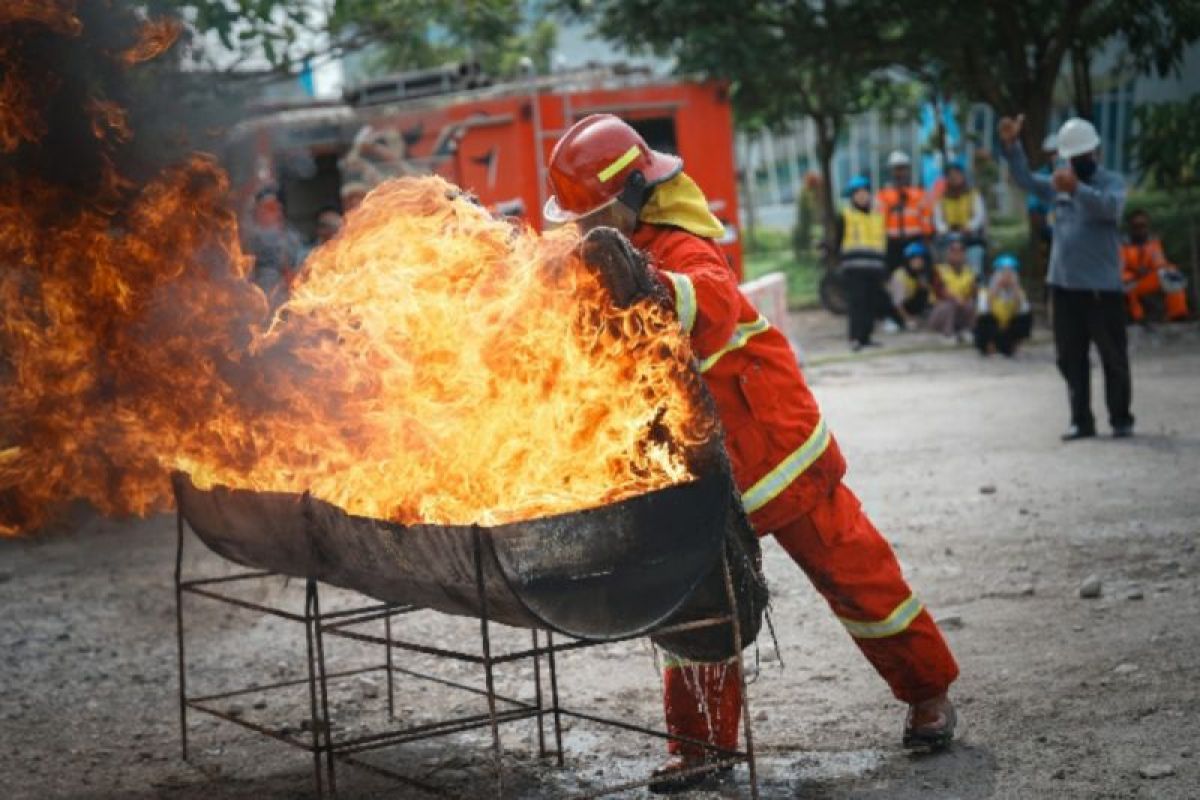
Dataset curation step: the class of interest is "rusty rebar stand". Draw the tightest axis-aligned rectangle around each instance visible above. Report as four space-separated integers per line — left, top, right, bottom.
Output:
174 511 760 798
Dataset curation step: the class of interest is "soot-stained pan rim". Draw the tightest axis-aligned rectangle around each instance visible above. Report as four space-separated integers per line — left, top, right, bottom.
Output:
174 470 729 640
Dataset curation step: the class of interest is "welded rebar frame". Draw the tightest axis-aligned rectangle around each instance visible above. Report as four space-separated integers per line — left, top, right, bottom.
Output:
174 509 760 798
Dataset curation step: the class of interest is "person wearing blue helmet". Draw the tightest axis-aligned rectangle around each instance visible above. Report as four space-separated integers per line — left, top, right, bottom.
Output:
834 175 905 350
974 253 1033 356
889 240 934 328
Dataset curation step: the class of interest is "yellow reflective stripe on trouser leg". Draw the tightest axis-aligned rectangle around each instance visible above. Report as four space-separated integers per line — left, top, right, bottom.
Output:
597 145 641 182
838 594 924 639
740 418 831 513
698 315 771 373
664 271 697 334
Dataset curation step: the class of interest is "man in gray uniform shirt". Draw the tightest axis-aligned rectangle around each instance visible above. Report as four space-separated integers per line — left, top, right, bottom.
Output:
998 114 1133 441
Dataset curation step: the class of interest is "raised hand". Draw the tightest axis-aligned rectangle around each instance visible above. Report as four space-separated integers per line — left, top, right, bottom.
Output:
997 114 1024 147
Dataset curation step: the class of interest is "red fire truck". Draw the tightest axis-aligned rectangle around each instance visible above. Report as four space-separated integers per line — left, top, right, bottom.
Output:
223 65 744 276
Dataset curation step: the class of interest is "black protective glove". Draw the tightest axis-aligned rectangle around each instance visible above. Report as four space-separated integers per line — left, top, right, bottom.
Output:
580 226 660 308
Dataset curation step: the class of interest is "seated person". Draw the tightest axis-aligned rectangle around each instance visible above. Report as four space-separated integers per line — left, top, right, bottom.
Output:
889 240 934 329
1121 209 1189 323
974 253 1032 357
934 160 987 275
928 236 976 343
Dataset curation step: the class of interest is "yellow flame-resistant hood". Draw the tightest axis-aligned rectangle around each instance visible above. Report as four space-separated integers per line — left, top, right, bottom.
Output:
639 172 726 240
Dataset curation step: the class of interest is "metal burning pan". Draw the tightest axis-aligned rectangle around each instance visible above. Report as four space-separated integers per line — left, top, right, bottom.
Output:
173 227 767 656
174 468 765 653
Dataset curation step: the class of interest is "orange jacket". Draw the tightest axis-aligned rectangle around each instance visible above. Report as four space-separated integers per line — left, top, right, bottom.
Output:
1121 238 1170 283
631 223 846 534
875 185 933 238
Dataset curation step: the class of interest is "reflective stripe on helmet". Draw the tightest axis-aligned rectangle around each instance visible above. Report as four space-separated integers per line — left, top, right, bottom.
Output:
664 272 697 334
837 594 923 639
740 417 831 513
698 315 770 373
597 145 642 182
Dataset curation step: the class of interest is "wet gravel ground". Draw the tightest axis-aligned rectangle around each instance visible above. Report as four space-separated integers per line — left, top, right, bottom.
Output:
3 323 1199 799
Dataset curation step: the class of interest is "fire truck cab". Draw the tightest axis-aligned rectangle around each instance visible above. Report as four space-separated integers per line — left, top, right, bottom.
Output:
223 65 744 277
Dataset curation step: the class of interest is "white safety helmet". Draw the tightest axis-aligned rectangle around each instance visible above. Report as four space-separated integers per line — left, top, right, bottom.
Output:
1056 118 1101 159
887 150 912 168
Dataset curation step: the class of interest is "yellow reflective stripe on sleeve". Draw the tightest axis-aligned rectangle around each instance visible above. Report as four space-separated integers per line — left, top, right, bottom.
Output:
740 417 831 513
838 594 924 640
664 272 697 334
698 314 770 373
597 145 641 182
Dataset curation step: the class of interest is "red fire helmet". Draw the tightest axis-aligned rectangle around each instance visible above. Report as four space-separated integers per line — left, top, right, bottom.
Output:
544 114 683 223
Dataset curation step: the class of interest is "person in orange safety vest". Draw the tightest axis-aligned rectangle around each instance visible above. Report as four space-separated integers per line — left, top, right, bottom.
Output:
876 150 934 273
544 115 960 794
1121 209 1189 323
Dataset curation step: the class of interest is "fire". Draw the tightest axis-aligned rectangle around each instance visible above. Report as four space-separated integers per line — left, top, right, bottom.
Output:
0 0 79 154
118 17 182 66
187 178 715 525
0 1 82 34
0 4 717 534
87 98 132 143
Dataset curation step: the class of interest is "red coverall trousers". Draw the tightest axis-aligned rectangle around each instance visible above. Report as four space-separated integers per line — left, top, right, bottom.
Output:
1125 270 1188 322
664 483 958 757
629 222 958 759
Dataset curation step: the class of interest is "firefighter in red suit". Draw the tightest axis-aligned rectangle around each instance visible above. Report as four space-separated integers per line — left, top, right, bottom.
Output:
545 115 960 793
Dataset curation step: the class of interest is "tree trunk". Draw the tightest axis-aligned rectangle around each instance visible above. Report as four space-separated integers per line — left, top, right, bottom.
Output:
738 140 758 253
930 92 948 166
1190 210 1199 315
1020 98 1054 170
1071 42 1094 120
1017 84 1058 289
813 116 839 270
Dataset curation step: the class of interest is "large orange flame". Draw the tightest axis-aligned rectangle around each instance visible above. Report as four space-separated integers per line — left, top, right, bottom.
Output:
1 169 715 533
0 7 716 534
185 178 714 524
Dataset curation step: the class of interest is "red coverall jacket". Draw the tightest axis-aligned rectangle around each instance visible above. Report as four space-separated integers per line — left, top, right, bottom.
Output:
630 223 846 534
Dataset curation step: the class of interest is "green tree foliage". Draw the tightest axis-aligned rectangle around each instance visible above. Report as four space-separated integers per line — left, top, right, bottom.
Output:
1132 94 1200 193
890 2 1092 163
155 0 323 70
1130 94 1200 279
159 0 555 78
332 0 557 77
1069 1 1200 120
562 0 902 260
892 1 1200 165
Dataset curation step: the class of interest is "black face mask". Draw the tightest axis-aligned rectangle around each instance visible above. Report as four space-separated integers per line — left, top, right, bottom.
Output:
1070 155 1098 181
1130 230 1149 244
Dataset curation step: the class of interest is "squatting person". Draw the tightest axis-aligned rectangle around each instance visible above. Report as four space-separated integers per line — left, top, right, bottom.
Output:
929 236 977 344
1121 208 1189 324
974 253 1033 357
543 115 960 793
890 240 935 330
